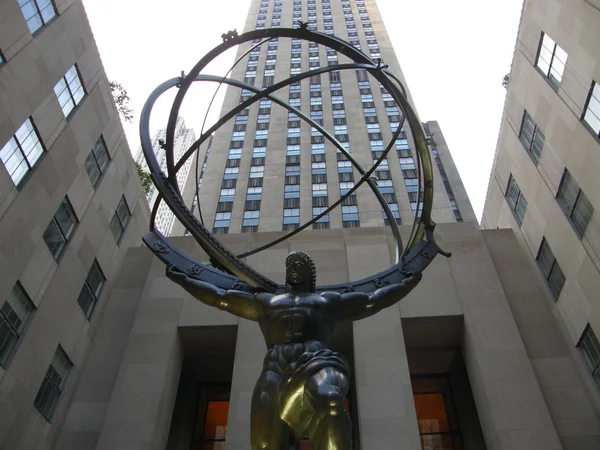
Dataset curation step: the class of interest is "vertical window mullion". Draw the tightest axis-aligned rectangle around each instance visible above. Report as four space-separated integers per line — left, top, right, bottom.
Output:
570 189 582 219
548 43 557 77
18 142 31 171
548 260 556 282
53 217 67 245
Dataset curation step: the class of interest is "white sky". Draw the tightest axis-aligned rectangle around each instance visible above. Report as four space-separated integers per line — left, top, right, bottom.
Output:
82 0 524 220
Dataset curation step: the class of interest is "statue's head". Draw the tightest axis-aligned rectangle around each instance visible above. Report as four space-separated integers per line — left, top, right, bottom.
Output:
285 251 316 292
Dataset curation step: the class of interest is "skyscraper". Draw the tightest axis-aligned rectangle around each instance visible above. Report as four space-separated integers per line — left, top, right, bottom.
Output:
186 0 476 236
482 0 600 395
136 117 197 236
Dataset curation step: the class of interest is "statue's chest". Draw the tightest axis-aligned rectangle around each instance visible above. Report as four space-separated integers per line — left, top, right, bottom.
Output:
268 293 326 308
264 296 328 343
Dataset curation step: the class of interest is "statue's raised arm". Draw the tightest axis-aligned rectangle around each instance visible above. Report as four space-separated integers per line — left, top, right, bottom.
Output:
166 265 268 321
324 272 423 322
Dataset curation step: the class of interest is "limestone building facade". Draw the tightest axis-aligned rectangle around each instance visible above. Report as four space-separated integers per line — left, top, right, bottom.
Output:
482 0 600 403
0 0 149 448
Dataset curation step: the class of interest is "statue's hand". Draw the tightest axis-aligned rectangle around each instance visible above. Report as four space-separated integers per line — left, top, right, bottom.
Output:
403 272 423 288
166 265 188 284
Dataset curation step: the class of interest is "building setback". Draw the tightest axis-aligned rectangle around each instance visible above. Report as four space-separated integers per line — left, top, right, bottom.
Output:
0 0 149 448
482 0 600 426
1 0 599 450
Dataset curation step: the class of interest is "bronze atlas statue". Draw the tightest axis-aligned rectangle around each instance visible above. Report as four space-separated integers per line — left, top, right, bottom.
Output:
139 24 448 450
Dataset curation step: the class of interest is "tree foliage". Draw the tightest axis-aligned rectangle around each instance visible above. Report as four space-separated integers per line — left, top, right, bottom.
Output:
109 80 134 123
135 162 153 195
502 74 510 89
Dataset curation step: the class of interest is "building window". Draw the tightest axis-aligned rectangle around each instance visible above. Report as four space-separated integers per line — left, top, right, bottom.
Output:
109 196 131 244
19 0 57 34
519 111 545 164
191 386 230 449
247 186 262 201
219 188 235 202
54 65 85 118
556 169 594 238
0 282 35 368
242 210 260 227
250 166 264 178
342 205 359 223
34 346 72 422
84 137 110 189
43 197 78 261
214 212 231 230
285 184 300 199
383 203 401 225
224 167 239 180
413 376 463 449
283 208 300 225
578 325 600 387
536 33 567 89
0 117 44 186
505 175 527 226
536 238 566 300
76 260 105 319
313 206 330 223
339 181 355 195
312 183 328 197
583 81 600 138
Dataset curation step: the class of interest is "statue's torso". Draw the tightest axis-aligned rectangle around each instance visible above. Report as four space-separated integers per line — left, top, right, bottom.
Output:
259 292 332 348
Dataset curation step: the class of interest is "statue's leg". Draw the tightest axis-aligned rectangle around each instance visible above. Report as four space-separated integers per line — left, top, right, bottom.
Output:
305 367 352 450
251 370 292 449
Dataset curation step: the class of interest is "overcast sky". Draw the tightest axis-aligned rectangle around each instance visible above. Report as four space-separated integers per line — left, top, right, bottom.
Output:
82 0 524 220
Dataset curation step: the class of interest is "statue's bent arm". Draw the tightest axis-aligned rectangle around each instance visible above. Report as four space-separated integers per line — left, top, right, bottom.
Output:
166 266 268 321
325 272 422 321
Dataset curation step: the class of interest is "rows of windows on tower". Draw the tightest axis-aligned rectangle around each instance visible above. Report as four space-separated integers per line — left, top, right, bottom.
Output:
0 0 136 423
206 0 465 236
503 28 600 384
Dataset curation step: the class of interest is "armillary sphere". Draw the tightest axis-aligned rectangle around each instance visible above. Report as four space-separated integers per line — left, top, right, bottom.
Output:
140 26 450 296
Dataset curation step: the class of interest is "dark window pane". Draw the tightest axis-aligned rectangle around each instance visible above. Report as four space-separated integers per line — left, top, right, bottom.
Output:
572 193 593 237
537 239 555 278
548 263 566 298
54 200 77 240
0 322 18 367
76 286 95 319
109 214 123 242
93 138 110 172
514 195 527 225
557 171 579 216
84 151 101 187
579 326 600 370
43 220 66 260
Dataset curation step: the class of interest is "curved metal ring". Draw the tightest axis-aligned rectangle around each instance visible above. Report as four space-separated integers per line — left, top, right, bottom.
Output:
140 27 447 294
149 73 404 261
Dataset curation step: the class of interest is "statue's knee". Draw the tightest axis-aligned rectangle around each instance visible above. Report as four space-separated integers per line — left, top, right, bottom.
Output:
316 388 345 416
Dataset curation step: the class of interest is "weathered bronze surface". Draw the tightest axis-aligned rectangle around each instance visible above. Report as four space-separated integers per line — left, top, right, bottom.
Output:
139 26 449 449
167 251 421 449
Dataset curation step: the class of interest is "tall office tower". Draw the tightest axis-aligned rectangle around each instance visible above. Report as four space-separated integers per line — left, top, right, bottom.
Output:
0 0 148 448
189 0 476 236
482 0 600 403
136 117 197 236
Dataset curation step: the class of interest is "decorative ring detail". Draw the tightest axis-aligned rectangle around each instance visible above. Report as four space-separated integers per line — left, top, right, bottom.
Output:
140 27 448 294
